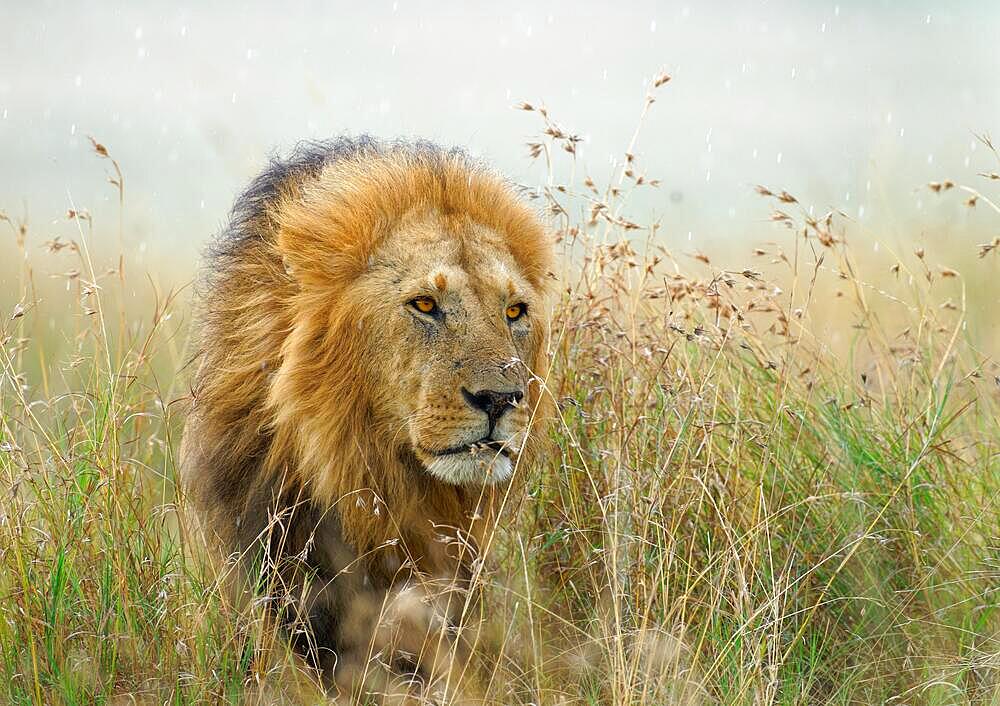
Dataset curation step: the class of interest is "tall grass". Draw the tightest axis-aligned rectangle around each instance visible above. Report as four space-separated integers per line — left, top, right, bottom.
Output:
1 83 998 704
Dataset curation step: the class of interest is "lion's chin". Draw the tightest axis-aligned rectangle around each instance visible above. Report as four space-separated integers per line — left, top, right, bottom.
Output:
423 451 513 486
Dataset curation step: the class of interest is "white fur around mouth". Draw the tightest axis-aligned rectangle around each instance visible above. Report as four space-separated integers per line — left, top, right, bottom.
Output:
424 446 514 486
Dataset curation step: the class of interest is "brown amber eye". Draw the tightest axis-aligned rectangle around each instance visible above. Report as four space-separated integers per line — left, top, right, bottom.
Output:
411 296 438 314
505 303 526 321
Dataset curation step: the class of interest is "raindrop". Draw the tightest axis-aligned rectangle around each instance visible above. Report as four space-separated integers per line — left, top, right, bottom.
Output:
650 19 657 32
135 26 143 40
74 75 82 88
776 152 783 164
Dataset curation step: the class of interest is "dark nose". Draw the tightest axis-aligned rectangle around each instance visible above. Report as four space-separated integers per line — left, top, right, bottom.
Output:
462 387 524 427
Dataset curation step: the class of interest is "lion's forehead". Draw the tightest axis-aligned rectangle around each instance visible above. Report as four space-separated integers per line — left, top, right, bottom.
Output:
422 261 523 299
377 217 533 302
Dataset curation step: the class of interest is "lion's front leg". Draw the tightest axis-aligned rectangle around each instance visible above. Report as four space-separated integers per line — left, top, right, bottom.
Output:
327 577 482 704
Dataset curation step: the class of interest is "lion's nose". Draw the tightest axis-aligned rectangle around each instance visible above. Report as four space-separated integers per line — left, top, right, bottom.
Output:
462 387 524 427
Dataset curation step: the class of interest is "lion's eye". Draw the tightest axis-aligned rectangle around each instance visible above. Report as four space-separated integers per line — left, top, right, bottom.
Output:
410 296 439 315
505 303 526 321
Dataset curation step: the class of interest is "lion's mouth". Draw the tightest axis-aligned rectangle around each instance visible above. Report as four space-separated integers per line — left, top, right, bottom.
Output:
424 438 513 458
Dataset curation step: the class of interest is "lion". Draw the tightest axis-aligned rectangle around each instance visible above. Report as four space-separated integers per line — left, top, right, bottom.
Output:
180 135 553 697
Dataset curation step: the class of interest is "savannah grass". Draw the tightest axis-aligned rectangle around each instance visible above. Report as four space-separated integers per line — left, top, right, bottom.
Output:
1 78 998 704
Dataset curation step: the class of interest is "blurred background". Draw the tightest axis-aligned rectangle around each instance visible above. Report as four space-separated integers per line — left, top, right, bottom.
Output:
3 0 999 277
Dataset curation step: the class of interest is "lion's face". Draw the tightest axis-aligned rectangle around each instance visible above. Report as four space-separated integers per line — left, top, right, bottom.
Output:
351 212 547 486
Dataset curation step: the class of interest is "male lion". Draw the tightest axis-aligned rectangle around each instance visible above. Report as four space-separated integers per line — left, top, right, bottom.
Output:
180 136 552 696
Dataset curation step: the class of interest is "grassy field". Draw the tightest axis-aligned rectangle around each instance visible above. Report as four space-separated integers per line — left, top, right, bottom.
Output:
2 94 999 704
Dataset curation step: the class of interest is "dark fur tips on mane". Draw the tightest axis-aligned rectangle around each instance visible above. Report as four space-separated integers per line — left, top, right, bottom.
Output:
213 136 474 252
205 136 378 268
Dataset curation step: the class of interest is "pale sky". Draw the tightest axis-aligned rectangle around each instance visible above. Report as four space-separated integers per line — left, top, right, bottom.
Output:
3 1 999 274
